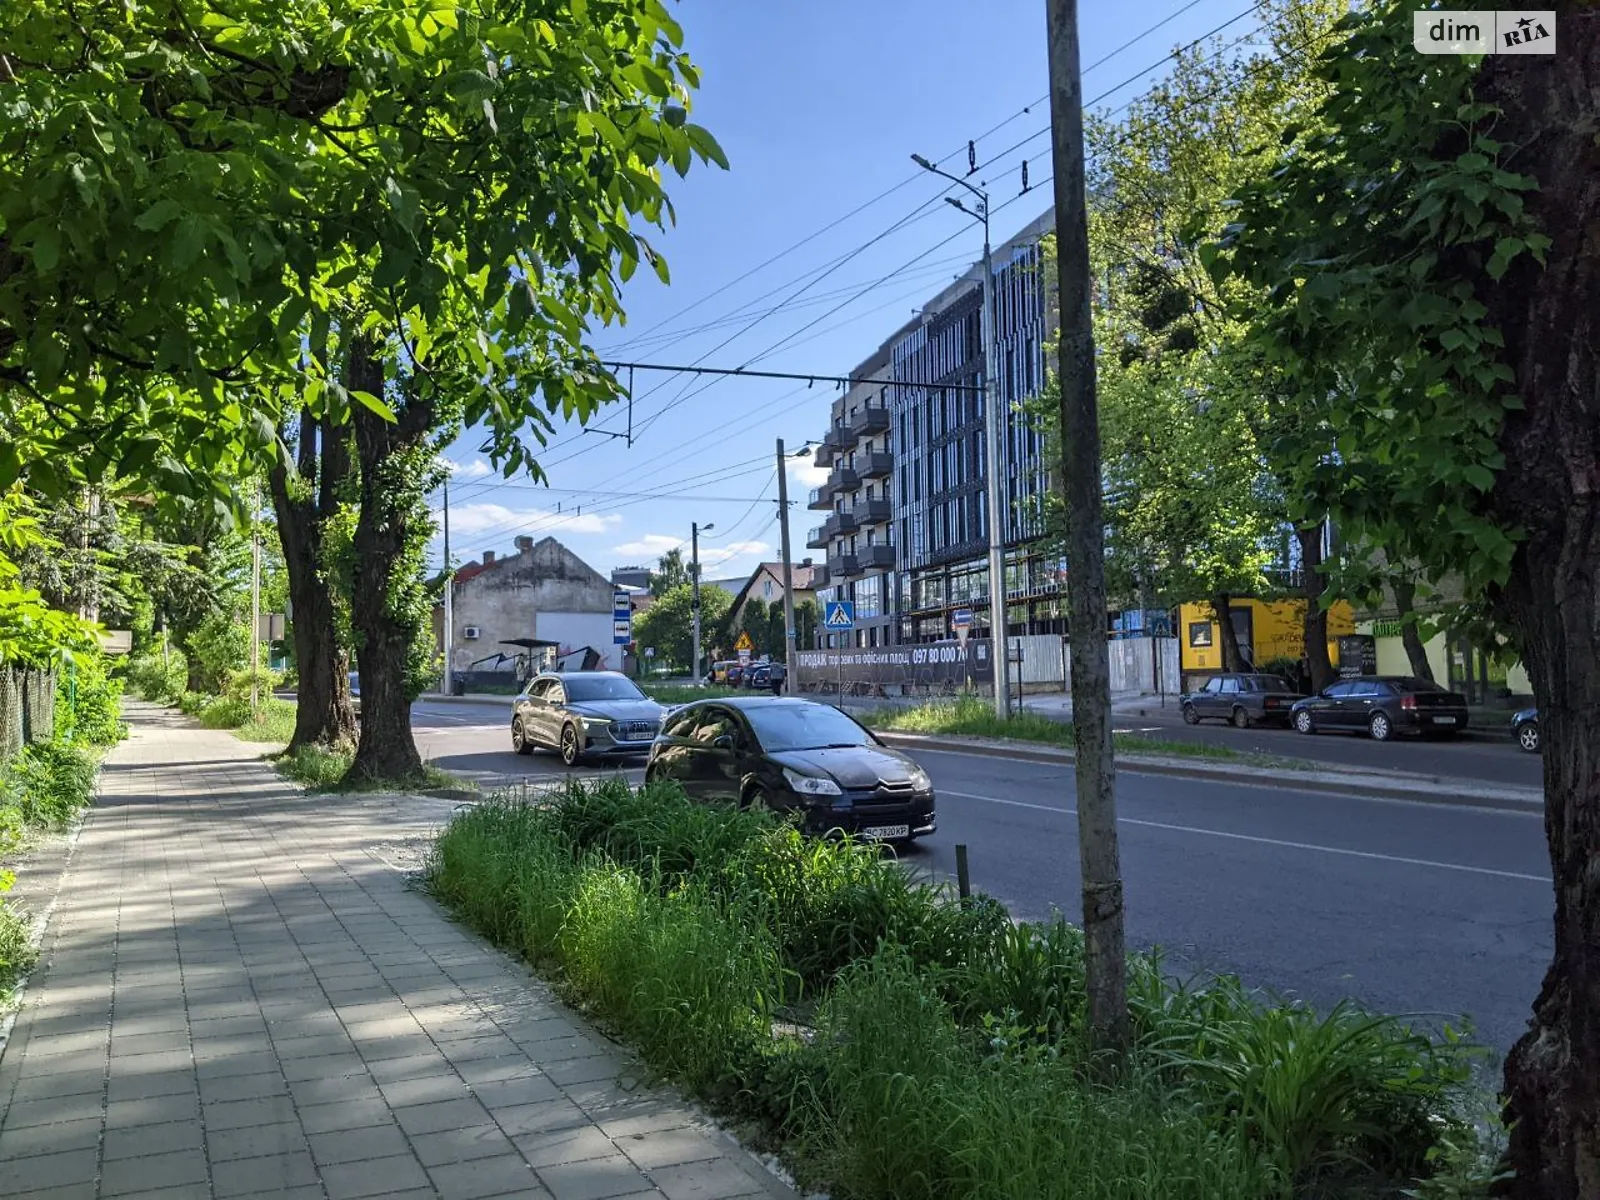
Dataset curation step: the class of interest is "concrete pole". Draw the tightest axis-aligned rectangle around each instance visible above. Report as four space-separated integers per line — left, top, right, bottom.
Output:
250 479 261 710
691 522 703 686
776 439 797 693
442 477 454 697
981 217 1012 718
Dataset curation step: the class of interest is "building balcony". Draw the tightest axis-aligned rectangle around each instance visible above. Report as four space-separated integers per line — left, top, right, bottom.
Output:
828 464 860 493
813 439 836 469
825 425 856 454
858 450 894 480
848 404 891 439
828 552 861 579
853 497 892 527
826 511 860 540
805 526 830 550
808 482 835 511
858 544 895 571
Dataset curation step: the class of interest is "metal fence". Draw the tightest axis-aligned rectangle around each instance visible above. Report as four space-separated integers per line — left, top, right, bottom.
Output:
0 667 58 760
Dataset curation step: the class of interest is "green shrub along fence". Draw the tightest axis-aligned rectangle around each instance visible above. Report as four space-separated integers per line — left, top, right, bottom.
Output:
428 780 1499 1200
0 656 124 1000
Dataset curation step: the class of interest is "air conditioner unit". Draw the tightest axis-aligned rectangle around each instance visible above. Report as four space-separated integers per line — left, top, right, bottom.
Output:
463 626 481 640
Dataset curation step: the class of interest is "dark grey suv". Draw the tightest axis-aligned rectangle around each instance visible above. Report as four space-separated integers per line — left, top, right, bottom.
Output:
511 671 665 766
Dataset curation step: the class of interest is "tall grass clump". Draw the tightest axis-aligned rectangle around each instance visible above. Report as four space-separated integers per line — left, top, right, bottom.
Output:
427 777 1486 1200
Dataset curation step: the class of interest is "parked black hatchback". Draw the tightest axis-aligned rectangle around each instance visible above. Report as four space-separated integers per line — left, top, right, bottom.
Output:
1180 673 1306 728
644 697 935 844
1290 676 1469 741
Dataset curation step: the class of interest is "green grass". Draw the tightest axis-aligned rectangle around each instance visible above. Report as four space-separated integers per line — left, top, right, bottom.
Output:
641 683 748 705
275 744 474 795
199 696 297 743
427 777 1486 1200
861 695 1321 766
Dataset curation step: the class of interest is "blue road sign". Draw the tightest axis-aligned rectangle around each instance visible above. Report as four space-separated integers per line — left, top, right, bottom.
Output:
824 600 855 630
952 607 974 629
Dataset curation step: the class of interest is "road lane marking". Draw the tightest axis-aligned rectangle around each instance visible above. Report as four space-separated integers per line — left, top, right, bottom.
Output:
938 790 1547 883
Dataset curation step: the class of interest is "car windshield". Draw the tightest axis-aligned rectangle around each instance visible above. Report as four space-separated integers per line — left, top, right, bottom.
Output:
745 703 874 752
561 675 646 703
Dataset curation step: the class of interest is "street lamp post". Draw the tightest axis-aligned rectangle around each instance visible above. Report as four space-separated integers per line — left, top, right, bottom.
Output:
912 153 1011 719
776 440 817 694
691 521 714 685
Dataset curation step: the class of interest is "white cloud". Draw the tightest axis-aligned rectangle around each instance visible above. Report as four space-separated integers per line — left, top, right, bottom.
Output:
448 502 622 543
703 539 770 567
612 533 686 559
445 457 495 480
788 458 830 490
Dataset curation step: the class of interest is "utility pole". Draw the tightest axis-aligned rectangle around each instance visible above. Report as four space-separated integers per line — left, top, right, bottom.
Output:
250 478 262 711
442 477 454 697
911 154 1011 719
776 439 797 693
1046 0 1128 1054
691 521 713 685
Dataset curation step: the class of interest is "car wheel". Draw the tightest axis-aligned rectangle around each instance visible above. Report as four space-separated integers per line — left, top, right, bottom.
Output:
1369 712 1393 742
1231 706 1250 729
1182 703 1201 726
741 785 772 813
1517 722 1540 753
511 717 534 756
559 724 582 767
1294 710 1315 735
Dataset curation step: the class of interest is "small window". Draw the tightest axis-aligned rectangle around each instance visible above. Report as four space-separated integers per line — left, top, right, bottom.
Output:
763 581 773 598
1219 677 1241 695
1202 678 1223 694
1325 682 1356 699
1188 621 1214 648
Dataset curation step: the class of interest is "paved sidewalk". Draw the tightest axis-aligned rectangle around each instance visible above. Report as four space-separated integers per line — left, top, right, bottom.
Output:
0 704 797 1200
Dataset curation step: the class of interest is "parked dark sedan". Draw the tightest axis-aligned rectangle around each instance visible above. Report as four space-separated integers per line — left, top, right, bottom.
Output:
1512 707 1539 753
644 697 936 844
1290 676 1469 741
1180 673 1305 728
511 671 665 766
725 664 744 687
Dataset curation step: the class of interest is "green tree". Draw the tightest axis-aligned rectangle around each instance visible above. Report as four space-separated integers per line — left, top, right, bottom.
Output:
795 597 820 652
634 583 731 673
651 548 690 594
1207 4 1595 1191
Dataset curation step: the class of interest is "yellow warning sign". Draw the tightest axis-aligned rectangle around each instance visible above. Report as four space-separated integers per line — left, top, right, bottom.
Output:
734 631 754 652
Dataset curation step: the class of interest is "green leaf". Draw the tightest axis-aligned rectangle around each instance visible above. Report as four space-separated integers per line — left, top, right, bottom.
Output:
1463 463 1495 491
32 228 60 272
133 199 186 231
350 390 397 423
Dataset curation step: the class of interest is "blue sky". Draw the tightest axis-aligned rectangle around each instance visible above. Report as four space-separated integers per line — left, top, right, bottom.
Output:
433 0 1264 587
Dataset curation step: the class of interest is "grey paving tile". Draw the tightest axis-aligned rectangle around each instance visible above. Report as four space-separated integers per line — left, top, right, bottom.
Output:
108 1030 190 1057
279 1052 368 1083
104 1070 197 1104
536 1152 657 1200
103 1117 205 1160
103 1091 200 1131
210 1149 321 1197
409 1122 519 1168
377 1071 472 1109
0 1092 106 1131
320 1152 432 1199
393 1096 494 1137
0 1116 103 1159
307 1121 413 1166
99 1147 209 1195
6 1068 105 1103
493 1098 593 1138
297 1098 396 1135
201 1094 299 1131
272 1032 357 1060
429 1153 548 1200
203 1121 306 1163
365 1050 454 1082
544 1054 628 1087
649 1159 771 1200
198 1070 289 1104
514 1125 620 1169
597 1104 700 1141
471 1072 565 1109
286 1072 383 1108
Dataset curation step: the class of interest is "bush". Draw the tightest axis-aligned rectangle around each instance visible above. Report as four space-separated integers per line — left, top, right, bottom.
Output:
1 742 97 829
276 745 353 789
428 780 1483 1199
57 654 125 746
126 649 187 703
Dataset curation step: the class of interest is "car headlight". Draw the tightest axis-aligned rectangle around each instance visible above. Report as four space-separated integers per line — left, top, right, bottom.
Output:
908 766 932 791
782 768 841 797
579 716 613 732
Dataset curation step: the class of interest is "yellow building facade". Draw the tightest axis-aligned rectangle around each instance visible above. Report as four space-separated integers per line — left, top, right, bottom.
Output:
1178 598 1357 675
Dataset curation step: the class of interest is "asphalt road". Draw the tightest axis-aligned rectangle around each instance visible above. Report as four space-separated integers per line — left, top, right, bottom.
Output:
409 698 1549 1054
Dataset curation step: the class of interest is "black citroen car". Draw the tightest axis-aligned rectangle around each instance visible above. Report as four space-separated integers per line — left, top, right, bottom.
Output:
644 697 936 844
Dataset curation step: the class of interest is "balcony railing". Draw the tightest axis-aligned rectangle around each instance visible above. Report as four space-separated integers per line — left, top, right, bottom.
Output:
858 450 894 480
853 497 892 526
848 404 891 438
826 511 859 540
827 553 861 579
858 544 895 571
825 425 855 454
828 464 860 493
805 526 830 550
808 482 835 511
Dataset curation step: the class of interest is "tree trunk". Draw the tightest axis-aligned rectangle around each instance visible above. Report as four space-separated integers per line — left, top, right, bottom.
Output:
1391 577 1435 684
1478 16 1600 1197
1047 0 1129 1057
1211 593 1245 672
1298 525 1334 692
268 409 356 751
345 338 430 784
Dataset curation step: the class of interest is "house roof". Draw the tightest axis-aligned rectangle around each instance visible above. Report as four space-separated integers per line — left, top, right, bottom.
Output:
728 562 819 614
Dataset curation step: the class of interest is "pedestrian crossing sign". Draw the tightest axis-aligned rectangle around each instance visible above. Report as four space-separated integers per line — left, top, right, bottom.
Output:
824 601 855 630
734 631 754 652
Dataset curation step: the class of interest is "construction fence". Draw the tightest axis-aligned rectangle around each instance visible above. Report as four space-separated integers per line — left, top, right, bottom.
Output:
0 667 58 760
792 636 1181 700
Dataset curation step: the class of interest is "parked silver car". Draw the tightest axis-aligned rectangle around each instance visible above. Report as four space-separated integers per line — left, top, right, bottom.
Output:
511 671 665 766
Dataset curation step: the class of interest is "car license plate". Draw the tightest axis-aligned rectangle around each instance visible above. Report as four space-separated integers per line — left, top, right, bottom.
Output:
1433 716 1457 725
861 825 910 841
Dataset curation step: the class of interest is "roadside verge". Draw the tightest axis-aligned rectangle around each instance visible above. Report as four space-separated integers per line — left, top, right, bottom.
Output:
872 729 1544 813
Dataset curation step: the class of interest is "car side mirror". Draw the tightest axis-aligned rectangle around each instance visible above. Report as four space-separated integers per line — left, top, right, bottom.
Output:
713 735 735 751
